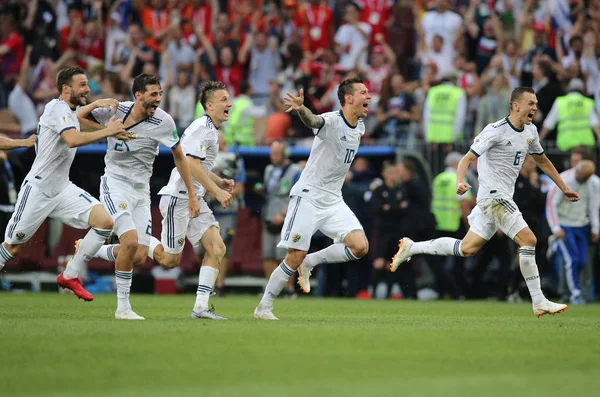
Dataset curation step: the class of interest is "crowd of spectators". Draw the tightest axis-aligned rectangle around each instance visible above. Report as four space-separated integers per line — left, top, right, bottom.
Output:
1 0 599 147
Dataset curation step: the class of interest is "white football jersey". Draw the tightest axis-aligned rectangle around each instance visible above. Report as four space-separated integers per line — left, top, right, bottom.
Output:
470 117 544 201
27 98 80 197
158 115 219 199
92 102 179 185
290 110 366 207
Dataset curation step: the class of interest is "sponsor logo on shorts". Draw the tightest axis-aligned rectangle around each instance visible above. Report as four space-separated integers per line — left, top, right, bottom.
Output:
177 238 184 246
292 233 301 243
119 202 128 210
16 232 25 241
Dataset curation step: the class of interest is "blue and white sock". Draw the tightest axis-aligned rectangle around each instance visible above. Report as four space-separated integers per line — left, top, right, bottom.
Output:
115 270 133 313
519 246 544 305
64 228 112 279
194 266 218 312
410 238 465 257
258 261 295 310
304 243 359 270
95 244 117 262
0 243 14 271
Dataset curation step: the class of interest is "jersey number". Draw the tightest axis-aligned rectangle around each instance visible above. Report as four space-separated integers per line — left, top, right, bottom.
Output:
344 149 356 164
115 141 130 152
79 193 93 203
513 151 522 166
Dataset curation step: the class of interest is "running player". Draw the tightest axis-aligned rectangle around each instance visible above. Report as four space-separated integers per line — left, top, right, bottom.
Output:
391 87 579 317
0 67 128 302
153 81 234 320
78 73 200 320
254 76 371 320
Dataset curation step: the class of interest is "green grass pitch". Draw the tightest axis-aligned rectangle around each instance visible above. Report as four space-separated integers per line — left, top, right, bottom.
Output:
1 293 599 397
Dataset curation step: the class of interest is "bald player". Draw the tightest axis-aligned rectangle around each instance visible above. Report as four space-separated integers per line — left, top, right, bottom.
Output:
546 159 600 305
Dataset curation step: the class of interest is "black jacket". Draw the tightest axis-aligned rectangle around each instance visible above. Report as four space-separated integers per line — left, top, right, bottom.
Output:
513 174 546 234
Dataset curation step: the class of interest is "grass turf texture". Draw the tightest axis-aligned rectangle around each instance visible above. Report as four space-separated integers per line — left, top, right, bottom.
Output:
1 293 599 397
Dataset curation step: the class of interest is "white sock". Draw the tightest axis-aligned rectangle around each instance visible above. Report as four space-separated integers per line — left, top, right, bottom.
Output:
194 266 218 312
0 243 14 271
115 270 133 313
148 236 162 260
305 243 359 270
519 246 544 305
258 261 294 310
64 228 111 279
410 238 464 257
96 244 117 262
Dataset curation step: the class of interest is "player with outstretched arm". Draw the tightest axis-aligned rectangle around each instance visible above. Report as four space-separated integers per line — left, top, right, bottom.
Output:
391 87 579 317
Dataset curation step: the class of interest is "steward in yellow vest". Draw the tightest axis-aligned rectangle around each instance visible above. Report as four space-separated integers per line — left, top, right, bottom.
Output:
425 77 467 143
540 78 600 151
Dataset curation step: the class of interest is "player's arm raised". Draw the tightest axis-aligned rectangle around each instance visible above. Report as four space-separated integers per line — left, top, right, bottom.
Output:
284 89 325 130
455 151 477 195
532 153 580 202
171 145 201 217
61 116 129 148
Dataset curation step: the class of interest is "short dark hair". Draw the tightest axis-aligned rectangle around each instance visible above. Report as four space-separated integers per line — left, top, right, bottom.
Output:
571 146 591 160
510 86 535 105
569 35 583 46
239 80 251 95
132 73 161 96
56 67 86 94
535 59 553 78
337 76 364 106
199 81 228 107
401 159 416 175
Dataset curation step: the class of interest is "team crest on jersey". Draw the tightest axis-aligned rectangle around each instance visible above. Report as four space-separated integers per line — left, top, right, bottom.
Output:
527 138 533 145
177 238 184 246
119 202 128 210
16 232 25 241
292 233 301 243
127 132 137 139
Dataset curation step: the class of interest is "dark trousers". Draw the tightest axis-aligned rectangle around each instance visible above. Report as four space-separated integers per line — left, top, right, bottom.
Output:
0 210 12 240
469 233 512 299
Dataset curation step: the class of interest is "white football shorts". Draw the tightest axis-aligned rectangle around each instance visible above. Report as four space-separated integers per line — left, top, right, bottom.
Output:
277 196 363 252
468 198 529 241
159 195 219 254
5 179 99 244
100 175 152 246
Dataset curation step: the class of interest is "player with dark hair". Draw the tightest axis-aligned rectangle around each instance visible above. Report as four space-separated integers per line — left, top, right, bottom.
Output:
78 73 200 320
391 86 580 317
151 80 234 319
0 67 127 302
254 76 371 320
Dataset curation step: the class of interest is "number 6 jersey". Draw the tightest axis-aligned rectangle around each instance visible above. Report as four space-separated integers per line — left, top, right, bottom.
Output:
290 110 366 208
469 117 544 201
91 102 179 185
